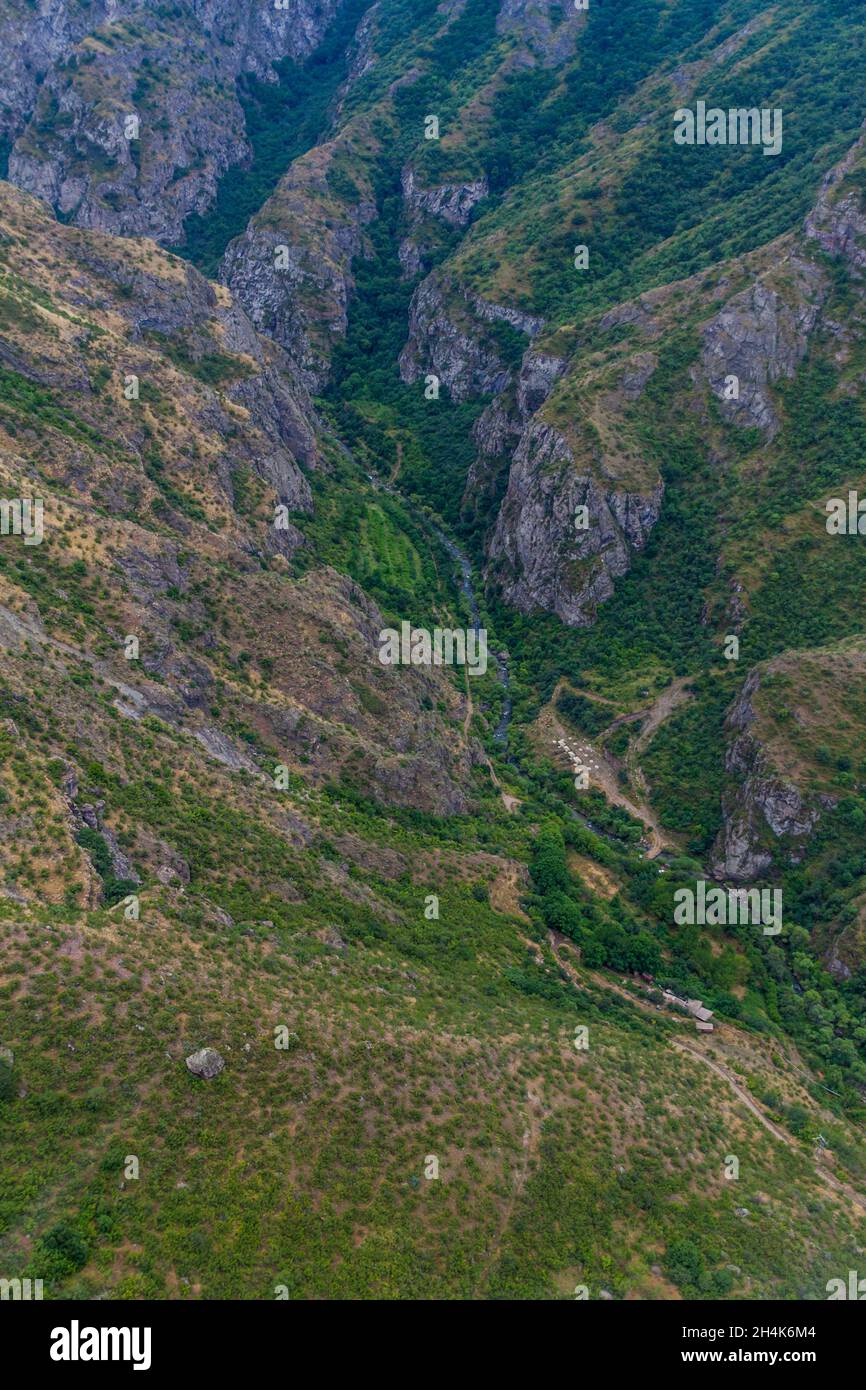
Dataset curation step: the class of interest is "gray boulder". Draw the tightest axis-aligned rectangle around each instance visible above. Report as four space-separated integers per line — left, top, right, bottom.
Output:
185 1048 225 1080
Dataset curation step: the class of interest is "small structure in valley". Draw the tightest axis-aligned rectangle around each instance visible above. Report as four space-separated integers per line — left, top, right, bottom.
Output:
686 999 714 1023
661 990 715 1030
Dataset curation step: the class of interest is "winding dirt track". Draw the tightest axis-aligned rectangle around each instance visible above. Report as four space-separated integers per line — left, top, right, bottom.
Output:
539 677 696 857
625 675 693 798
671 1040 866 1216
547 933 866 1218
544 708 675 857
670 1039 791 1144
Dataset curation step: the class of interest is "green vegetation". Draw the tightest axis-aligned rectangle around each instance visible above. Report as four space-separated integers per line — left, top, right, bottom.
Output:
75 827 138 908
3 0 866 1304
176 0 375 276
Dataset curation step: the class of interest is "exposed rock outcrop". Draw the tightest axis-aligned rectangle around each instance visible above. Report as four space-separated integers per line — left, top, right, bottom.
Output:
222 145 377 391
67 792 142 888
805 124 866 276
185 1048 225 1080
695 253 827 438
496 0 587 67
0 0 108 146
399 271 534 400
0 181 317 524
3 0 344 242
463 323 663 628
463 350 566 514
712 670 829 883
398 166 488 279
401 167 488 230
486 418 663 626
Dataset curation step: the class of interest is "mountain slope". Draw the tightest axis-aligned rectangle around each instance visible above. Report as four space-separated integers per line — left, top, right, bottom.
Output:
3 0 866 1303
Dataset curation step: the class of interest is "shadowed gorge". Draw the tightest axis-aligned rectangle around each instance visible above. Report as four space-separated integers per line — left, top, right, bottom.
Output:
2 0 866 1325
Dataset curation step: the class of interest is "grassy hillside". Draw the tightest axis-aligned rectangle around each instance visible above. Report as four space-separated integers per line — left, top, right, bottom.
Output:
3 0 866 1302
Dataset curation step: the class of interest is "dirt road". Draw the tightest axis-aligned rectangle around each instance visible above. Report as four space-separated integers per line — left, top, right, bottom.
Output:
671 1039 791 1144
671 1039 866 1216
543 708 675 857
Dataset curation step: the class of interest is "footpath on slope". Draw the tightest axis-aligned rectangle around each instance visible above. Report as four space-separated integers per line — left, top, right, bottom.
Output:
538 704 677 858
547 930 866 1219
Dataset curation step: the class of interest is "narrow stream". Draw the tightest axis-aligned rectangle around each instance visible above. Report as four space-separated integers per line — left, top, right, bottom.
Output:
430 522 511 747
430 522 511 745
369 471 512 746
430 524 480 630
492 652 512 745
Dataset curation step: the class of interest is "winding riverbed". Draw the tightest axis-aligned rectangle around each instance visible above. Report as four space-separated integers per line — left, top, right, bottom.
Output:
430 522 512 747
367 468 512 747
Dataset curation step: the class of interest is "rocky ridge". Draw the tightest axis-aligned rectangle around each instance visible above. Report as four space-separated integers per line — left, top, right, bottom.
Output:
1 0 348 242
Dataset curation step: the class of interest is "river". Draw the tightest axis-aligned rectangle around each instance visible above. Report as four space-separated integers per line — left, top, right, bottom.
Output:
367 468 513 747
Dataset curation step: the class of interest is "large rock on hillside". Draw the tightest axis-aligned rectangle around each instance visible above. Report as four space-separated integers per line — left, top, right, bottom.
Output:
186 1048 225 1080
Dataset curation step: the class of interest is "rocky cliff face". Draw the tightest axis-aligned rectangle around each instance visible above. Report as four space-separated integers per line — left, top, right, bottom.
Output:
398 166 488 279
2 0 345 242
0 180 478 830
0 180 317 516
805 124 866 275
401 166 488 230
475 166 844 632
401 261 667 626
399 270 533 400
712 669 832 884
486 416 663 626
689 138 866 445
222 137 377 391
463 350 566 514
695 252 827 438
0 0 104 147
495 0 586 67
